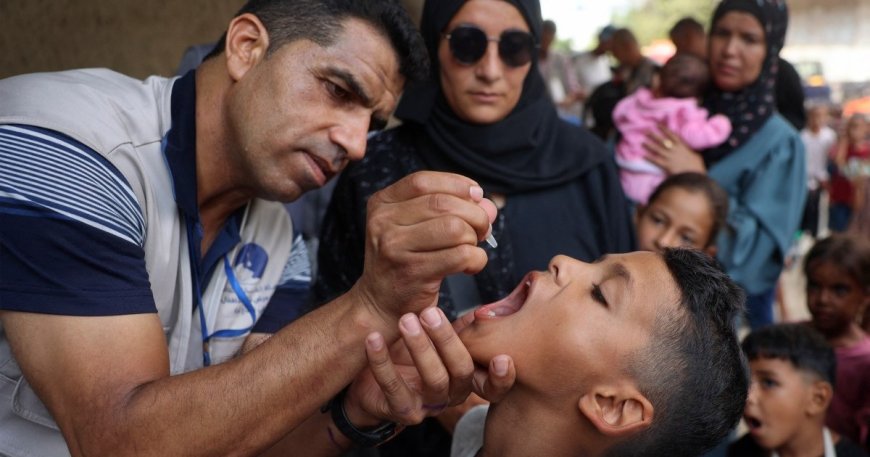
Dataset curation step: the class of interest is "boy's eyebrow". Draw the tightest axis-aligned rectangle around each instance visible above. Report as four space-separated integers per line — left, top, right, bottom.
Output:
592 255 632 286
606 262 633 287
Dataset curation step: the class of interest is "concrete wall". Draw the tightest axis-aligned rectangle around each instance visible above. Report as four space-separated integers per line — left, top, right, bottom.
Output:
0 0 426 81
0 0 245 80
782 0 870 83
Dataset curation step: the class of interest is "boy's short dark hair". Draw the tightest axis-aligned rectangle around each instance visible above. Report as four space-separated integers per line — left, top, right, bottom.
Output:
607 248 748 457
647 172 730 248
205 0 429 85
742 323 836 384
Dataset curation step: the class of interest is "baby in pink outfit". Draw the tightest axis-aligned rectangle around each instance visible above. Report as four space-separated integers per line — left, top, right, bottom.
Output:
613 53 732 204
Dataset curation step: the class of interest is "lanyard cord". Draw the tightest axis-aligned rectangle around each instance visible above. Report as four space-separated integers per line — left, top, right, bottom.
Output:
198 255 258 366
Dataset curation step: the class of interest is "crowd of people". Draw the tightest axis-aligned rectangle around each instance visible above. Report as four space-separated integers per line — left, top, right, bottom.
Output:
0 0 867 456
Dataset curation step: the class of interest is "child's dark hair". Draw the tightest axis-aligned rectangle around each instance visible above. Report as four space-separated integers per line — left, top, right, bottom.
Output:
659 53 710 99
803 234 870 291
646 172 730 248
607 248 748 457
742 323 836 385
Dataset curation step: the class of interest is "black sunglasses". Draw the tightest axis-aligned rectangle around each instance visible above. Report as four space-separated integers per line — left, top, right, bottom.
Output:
443 25 536 68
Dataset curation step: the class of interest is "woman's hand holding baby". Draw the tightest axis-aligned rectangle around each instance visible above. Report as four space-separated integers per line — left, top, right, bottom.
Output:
644 126 707 175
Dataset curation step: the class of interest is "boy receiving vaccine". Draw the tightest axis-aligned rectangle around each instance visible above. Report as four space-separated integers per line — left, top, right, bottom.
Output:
728 323 868 457
421 249 748 457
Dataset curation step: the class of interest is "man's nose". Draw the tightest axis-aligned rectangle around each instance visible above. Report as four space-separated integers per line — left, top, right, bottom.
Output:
329 115 369 162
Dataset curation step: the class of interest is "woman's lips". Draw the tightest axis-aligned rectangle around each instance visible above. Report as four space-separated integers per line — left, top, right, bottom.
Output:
715 63 740 77
469 91 501 103
474 272 534 320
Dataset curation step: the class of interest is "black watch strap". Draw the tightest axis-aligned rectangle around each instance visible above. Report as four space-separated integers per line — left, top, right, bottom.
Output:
328 387 397 448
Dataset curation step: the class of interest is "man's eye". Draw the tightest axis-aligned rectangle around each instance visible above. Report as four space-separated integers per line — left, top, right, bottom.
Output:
680 234 696 246
327 81 351 101
591 284 608 308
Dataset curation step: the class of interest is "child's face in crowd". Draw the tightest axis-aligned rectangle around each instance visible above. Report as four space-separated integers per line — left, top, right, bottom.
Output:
743 358 825 451
636 188 716 255
458 252 680 398
807 261 869 337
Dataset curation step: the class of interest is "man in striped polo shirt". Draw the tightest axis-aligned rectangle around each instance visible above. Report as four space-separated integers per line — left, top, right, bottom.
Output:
0 1 512 455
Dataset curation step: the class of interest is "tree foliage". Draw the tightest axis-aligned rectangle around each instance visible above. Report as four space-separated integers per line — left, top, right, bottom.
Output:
615 0 719 46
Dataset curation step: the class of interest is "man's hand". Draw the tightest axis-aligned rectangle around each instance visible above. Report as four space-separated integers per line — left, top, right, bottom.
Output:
351 171 497 332
343 307 514 428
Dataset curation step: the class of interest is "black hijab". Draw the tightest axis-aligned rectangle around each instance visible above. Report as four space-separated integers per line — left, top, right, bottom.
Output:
703 0 789 165
394 0 604 195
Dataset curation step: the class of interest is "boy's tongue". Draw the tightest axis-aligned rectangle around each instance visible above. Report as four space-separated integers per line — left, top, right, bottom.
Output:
474 276 530 320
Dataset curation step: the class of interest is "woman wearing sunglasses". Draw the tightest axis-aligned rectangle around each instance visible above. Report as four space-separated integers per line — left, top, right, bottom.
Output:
313 1 633 452
316 0 633 312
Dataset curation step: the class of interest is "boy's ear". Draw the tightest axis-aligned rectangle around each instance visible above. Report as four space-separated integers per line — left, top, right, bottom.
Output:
225 13 270 82
578 384 654 438
806 380 833 416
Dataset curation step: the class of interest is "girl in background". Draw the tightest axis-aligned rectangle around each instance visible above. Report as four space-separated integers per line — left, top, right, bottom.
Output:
635 172 729 256
804 234 870 451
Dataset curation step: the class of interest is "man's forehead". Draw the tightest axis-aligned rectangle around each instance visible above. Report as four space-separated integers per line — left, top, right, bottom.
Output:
325 19 404 111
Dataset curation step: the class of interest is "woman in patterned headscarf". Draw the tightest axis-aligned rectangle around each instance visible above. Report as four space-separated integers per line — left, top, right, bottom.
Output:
644 0 806 330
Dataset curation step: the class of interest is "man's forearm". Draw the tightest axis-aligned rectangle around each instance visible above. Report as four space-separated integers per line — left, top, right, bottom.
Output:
71 292 389 456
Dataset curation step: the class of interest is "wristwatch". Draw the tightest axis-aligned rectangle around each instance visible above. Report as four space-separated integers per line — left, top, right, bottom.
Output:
327 387 398 448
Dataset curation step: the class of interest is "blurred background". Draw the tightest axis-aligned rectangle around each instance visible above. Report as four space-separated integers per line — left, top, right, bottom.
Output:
2 0 867 112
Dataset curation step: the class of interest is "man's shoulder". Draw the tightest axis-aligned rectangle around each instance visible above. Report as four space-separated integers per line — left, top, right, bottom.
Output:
0 69 174 154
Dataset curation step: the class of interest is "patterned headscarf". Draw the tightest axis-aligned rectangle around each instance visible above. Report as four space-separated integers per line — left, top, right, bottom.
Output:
703 0 789 165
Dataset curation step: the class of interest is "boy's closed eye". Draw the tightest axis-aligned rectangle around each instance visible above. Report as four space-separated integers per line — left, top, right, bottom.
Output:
591 283 608 308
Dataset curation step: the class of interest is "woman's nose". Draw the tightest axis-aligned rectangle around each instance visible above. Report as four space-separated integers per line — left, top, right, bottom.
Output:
474 41 503 82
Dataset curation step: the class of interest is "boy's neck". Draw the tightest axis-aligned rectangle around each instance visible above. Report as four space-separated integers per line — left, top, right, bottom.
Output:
774 421 827 457
479 392 605 457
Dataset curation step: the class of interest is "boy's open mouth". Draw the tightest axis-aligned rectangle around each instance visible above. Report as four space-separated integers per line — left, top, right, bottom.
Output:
474 272 533 320
744 414 763 432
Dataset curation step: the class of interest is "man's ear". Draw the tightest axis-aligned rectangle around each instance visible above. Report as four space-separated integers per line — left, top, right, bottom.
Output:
806 380 833 416
224 13 270 82
578 385 654 438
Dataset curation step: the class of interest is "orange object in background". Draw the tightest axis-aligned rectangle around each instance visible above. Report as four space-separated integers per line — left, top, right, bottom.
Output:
844 96 870 116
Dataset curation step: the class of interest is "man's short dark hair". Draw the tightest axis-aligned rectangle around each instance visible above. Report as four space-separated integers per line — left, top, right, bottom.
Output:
608 248 748 457
204 0 428 84
742 323 836 385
